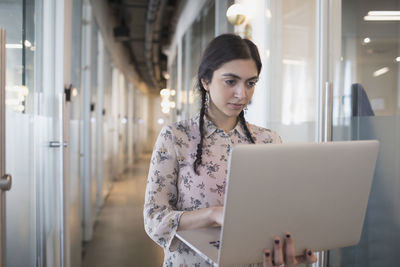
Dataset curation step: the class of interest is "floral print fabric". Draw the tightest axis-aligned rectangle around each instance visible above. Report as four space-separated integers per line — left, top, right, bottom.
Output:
144 114 282 266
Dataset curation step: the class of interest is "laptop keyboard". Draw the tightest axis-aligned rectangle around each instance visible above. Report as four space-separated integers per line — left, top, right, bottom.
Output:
209 240 220 249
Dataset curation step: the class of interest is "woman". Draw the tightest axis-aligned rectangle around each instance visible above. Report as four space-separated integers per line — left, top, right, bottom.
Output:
144 34 317 267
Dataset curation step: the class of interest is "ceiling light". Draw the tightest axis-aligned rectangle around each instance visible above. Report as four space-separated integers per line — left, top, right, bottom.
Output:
363 37 371 44
368 11 400 16
6 44 23 49
373 67 389 77
364 11 400 21
24 40 32 47
364 15 400 21
396 57 400 62
226 4 247 25
160 88 170 97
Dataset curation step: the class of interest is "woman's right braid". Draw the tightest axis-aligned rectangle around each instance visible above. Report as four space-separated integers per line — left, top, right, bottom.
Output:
193 89 207 175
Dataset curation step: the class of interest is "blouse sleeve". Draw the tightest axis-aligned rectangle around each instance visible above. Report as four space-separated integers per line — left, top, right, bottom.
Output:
143 125 185 251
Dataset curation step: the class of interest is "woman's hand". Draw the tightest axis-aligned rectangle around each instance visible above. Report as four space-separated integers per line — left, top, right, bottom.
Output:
177 206 224 231
263 233 317 267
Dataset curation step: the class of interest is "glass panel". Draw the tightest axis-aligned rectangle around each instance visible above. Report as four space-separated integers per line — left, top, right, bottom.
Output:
215 0 234 35
184 2 216 119
266 0 317 143
329 0 400 266
68 0 83 266
0 0 37 266
188 2 216 118
169 52 177 122
181 32 188 119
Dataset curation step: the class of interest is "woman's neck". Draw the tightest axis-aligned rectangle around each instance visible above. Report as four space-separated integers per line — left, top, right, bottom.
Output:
206 105 238 132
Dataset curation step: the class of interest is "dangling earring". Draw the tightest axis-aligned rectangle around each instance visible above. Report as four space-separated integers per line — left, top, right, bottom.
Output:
205 92 210 110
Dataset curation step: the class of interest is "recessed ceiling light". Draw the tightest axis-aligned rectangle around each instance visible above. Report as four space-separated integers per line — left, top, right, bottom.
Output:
368 11 400 16
373 67 389 77
364 11 400 21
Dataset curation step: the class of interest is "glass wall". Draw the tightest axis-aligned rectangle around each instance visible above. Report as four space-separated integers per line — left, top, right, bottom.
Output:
0 0 37 266
329 0 400 266
67 0 83 266
248 0 318 142
172 1 217 121
187 2 215 118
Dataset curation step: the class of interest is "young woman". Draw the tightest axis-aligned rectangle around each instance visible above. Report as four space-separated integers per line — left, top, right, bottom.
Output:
144 34 317 267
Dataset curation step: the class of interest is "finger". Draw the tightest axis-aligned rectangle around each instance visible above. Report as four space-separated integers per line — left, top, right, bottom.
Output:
273 237 284 266
263 249 273 267
295 249 318 264
284 232 297 266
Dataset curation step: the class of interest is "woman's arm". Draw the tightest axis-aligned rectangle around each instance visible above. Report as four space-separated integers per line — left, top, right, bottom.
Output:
143 126 185 251
177 206 223 231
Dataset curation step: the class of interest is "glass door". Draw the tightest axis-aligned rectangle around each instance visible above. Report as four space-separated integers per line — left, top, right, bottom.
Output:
0 27 10 267
328 0 400 266
0 0 65 266
0 1 38 266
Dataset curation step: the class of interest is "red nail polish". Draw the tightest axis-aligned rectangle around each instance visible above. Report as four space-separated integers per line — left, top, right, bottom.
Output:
308 250 313 256
274 239 280 244
265 252 270 257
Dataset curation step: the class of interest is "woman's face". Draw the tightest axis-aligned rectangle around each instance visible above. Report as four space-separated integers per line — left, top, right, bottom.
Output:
202 59 258 120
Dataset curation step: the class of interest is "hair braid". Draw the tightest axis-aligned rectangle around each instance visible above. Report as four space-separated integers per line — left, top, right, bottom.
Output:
193 89 207 175
238 111 255 143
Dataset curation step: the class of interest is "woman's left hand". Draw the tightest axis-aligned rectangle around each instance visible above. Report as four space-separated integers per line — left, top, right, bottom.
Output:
263 232 317 267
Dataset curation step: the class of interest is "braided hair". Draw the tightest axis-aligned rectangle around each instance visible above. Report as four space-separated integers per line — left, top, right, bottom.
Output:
193 34 261 175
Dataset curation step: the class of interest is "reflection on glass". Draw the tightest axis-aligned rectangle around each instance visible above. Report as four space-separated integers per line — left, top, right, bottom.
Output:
268 0 317 143
329 0 400 266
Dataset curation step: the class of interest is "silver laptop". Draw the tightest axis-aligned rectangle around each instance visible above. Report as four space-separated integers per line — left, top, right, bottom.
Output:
176 140 379 267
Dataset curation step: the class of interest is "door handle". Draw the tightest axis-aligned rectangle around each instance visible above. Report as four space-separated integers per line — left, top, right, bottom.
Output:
49 141 68 148
0 174 11 191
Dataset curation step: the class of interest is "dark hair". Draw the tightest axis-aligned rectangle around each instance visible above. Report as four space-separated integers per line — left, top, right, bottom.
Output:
193 34 262 175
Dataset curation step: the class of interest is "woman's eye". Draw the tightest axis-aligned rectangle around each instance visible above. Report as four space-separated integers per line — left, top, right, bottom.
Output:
225 80 236 86
247 81 257 87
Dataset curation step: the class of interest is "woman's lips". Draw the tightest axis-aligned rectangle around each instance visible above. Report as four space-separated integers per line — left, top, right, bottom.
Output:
229 103 244 110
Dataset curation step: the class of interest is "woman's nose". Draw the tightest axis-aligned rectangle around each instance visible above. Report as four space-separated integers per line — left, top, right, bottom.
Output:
234 84 246 99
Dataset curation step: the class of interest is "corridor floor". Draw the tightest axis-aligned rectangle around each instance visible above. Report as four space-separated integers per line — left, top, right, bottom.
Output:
82 155 164 267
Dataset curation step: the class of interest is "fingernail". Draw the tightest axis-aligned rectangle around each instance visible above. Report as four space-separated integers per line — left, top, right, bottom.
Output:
274 239 280 244
308 250 313 256
265 252 270 257
286 234 291 238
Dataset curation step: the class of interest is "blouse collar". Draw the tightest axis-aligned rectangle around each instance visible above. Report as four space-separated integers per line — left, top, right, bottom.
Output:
194 113 248 139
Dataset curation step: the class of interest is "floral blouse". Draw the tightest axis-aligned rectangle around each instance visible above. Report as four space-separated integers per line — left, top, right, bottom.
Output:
144 114 282 266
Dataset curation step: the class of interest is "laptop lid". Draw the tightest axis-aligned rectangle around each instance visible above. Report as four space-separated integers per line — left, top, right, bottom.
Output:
218 140 379 267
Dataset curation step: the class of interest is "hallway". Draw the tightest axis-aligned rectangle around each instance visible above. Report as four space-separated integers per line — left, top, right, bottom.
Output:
82 155 164 267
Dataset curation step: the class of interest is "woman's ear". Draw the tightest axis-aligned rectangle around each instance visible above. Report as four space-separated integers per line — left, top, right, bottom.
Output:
201 78 209 92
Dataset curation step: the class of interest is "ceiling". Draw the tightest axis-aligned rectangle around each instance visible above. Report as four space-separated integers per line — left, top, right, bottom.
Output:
108 0 183 94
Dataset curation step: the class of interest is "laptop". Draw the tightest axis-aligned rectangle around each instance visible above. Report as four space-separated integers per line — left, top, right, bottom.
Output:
176 140 379 267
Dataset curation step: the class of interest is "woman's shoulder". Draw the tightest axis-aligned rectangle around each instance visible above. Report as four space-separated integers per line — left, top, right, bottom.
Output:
160 115 199 139
247 122 282 144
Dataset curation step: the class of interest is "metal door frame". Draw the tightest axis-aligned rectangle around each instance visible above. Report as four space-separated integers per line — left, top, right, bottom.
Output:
0 27 7 267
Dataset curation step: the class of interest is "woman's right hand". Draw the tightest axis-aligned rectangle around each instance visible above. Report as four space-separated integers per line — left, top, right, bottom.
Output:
178 206 224 231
